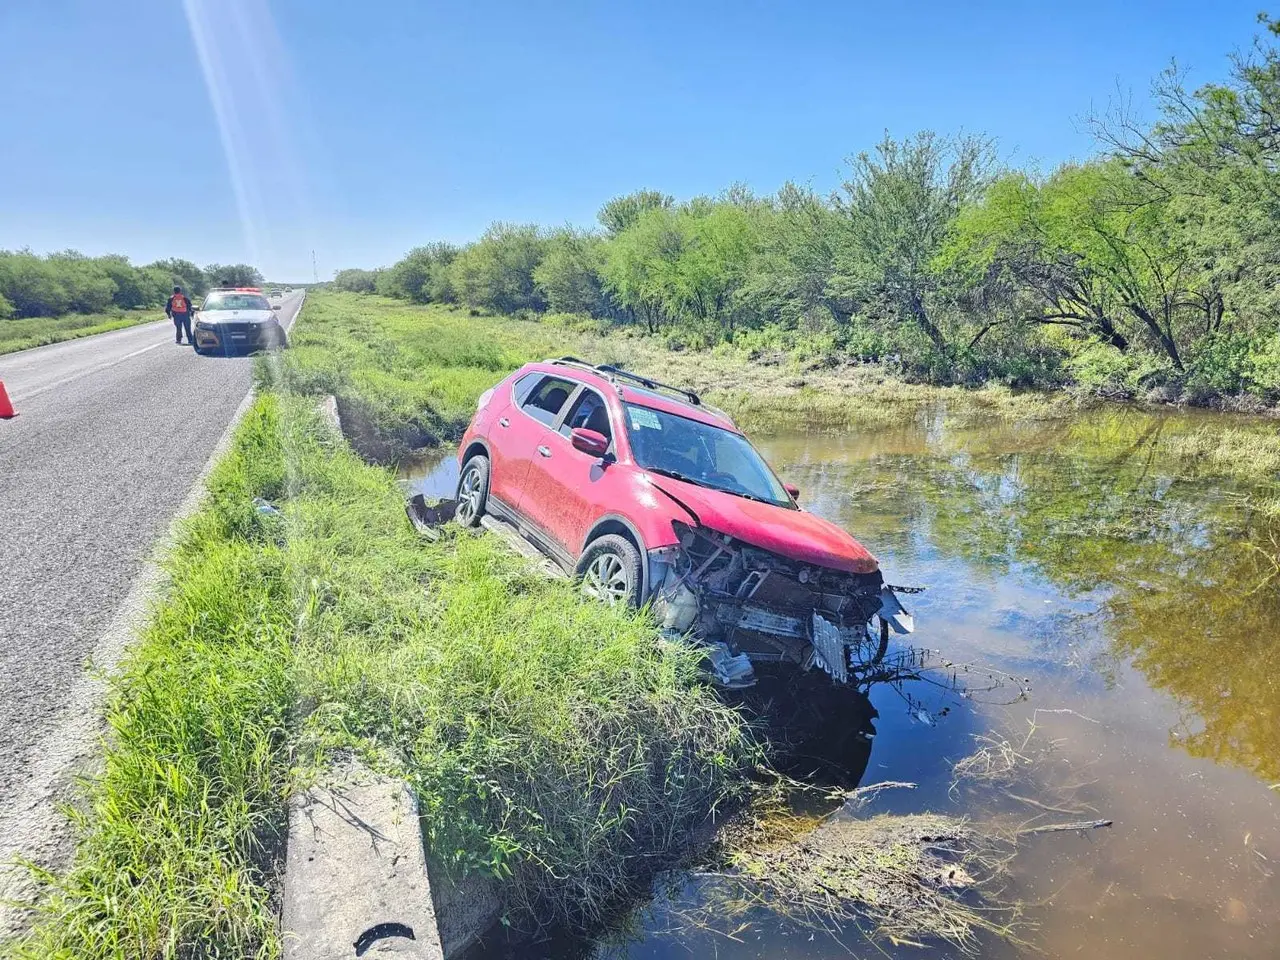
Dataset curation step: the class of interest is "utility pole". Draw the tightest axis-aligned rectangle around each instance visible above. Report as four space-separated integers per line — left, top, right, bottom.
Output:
312 250 318 285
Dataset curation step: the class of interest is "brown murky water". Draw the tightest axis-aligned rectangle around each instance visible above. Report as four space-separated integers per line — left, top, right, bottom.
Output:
407 405 1280 959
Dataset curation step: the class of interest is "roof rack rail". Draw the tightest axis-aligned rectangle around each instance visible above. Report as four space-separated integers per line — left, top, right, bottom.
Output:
546 356 701 406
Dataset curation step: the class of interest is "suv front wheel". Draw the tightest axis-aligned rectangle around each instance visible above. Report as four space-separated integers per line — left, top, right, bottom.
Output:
575 534 643 607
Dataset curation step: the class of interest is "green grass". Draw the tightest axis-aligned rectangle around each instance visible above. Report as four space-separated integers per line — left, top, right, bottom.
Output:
0 312 161 355
6 305 752 956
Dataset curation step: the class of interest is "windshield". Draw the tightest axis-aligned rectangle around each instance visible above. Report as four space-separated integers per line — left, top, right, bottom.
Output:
623 403 793 507
201 293 270 311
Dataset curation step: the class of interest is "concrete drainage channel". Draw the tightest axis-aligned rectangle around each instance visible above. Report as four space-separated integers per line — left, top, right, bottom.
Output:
286 400 501 959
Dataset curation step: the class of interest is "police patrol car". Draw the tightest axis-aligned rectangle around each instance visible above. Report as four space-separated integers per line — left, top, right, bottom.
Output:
193 287 289 356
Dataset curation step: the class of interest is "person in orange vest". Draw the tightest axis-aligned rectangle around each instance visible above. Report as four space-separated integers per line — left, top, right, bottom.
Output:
166 286 195 345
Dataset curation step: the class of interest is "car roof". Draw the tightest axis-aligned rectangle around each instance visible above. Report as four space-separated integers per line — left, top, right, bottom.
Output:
518 360 736 431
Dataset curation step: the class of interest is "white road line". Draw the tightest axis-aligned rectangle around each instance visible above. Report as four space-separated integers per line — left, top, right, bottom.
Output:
12 342 166 402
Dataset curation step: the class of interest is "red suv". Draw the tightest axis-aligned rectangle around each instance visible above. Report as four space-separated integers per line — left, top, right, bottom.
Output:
455 358 912 685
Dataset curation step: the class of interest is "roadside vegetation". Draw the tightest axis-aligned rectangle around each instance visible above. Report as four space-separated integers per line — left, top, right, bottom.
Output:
0 310 161 355
0 250 263 322
285 290 1083 466
334 17 1280 410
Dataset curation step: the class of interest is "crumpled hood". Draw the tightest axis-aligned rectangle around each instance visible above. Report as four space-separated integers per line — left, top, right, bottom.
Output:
646 474 879 574
198 309 277 324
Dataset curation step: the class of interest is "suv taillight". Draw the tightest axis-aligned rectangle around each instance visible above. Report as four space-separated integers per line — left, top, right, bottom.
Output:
476 388 494 412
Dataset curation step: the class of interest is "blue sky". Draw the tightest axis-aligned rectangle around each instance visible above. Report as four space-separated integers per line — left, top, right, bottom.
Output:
0 0 1267 280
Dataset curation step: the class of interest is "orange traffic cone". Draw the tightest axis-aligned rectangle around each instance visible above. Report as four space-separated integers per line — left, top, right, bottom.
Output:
0 381 16 419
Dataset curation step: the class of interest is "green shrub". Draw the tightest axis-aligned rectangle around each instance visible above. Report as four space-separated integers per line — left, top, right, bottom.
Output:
1246 334 1280 396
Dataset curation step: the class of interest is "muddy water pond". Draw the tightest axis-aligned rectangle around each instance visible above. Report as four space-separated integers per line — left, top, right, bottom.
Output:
405 405 1280 959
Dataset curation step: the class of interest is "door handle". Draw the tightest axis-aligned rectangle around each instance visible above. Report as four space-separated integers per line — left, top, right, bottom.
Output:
537 445 551 458
498 417 510 427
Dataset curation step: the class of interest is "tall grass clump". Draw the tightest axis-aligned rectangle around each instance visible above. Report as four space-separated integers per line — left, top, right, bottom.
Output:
295 526 752 928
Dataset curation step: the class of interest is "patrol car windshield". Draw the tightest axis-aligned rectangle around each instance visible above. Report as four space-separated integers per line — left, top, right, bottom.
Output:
202 293 270 311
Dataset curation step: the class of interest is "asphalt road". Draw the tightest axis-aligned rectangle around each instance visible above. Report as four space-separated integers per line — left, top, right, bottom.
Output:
0 292 304 808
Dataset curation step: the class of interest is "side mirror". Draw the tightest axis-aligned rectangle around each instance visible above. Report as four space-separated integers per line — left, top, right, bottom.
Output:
784 483 801 501
272 304 281 310
570 427 609 458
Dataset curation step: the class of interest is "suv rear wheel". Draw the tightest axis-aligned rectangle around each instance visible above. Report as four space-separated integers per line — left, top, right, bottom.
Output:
455 455 490 526
576 534 642 607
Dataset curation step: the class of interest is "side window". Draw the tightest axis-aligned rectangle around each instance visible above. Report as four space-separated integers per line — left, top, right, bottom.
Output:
512 372 542 407
520 376 576 427
558 390 612 443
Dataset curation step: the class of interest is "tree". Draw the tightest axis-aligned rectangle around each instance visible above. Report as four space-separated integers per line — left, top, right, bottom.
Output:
97 254 158 309
332 268 381 293
667 201 758 333
738 182 853 328
204 263 264 288
829 132 995 360
599 206 681 331
1091 22 1280 364
148 258 208 297
534 228 612 316
378 243 459 303
44 250 116 313
598 190 674 236
949 162 1210 372
600 201 760 336
946 170 1133 354
449 224 546 314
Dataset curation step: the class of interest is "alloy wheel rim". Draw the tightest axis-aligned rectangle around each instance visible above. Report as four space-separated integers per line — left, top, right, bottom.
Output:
458 468 481 522
584 553 628 603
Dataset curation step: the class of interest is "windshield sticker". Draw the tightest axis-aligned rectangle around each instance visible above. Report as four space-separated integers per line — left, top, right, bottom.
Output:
628 407 662 430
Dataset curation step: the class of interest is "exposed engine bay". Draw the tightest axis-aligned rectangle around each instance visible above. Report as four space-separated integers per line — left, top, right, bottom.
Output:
650 522 915 688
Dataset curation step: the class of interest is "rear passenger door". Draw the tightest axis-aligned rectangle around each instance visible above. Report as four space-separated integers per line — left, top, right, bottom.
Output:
488 373 577 513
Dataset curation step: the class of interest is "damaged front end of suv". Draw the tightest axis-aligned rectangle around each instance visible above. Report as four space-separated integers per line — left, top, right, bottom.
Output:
649 521 914 688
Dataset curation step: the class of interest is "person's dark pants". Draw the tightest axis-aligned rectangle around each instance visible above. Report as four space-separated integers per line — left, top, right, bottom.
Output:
173 313 193 344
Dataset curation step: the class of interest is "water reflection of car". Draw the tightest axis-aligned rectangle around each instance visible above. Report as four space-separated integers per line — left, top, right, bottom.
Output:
455 357 914 688
193 288 288 356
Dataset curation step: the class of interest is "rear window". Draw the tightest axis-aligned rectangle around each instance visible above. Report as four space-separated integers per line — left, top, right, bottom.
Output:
202 293 270 311
519 375 577 427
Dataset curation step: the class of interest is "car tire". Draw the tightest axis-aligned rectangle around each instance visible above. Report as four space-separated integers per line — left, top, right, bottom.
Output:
455 455 490 527
576 534 643 608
